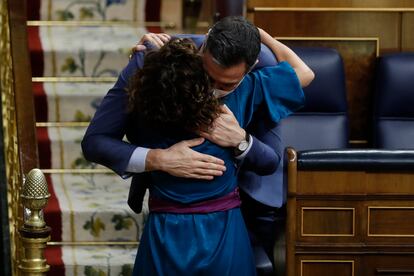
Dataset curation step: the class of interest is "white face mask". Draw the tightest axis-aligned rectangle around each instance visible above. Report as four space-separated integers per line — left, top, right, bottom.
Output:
210 60 258 98
212 76 245 98
212 88 235 98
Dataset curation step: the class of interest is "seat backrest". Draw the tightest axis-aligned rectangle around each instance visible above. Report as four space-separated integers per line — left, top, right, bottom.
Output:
374 53 414 149
280 47 349 150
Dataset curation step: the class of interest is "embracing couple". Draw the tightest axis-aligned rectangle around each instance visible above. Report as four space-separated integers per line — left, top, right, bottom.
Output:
82 16 314 275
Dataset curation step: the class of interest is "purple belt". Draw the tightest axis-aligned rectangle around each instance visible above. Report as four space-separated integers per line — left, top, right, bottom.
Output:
149 188 241 214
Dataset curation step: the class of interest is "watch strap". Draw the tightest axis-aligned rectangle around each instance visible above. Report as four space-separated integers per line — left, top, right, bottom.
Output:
233 131 250 156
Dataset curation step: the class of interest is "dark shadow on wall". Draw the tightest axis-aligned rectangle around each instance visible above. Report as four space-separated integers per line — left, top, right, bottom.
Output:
215 0 245 21
0 89 12 276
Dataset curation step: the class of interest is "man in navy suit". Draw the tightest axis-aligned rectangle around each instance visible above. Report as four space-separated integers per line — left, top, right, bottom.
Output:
83 16 313 274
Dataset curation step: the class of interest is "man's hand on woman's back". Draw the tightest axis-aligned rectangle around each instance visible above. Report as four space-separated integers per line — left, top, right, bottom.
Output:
145 138 226 180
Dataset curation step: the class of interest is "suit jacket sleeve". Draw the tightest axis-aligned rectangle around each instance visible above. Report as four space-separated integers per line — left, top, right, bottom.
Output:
240 108 282 175
81 52 145 176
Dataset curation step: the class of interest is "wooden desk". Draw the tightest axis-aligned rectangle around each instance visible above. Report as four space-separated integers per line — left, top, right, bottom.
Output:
286 149 414 276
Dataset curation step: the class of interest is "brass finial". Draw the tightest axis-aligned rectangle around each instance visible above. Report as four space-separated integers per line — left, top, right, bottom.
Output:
19 169 51 275
21 169 50 228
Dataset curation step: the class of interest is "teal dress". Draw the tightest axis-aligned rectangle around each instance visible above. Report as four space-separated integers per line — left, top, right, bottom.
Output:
131 62 304 275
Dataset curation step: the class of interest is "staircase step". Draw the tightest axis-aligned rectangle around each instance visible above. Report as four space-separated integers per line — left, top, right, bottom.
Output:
37 126 133 170
44 172 148 242
28 25 146 77
33 82 111 122
28 0 145 21
45 244 137 276
37 126 101 170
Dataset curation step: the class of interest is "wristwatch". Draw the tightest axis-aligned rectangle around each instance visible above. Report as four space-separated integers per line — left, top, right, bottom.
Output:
234 132 250 156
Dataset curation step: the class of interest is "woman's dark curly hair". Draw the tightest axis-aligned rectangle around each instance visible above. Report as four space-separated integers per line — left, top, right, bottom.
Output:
127 38 220 132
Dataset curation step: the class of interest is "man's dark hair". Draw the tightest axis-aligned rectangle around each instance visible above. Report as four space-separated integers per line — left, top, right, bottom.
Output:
127 38 220 132
204 16 260 69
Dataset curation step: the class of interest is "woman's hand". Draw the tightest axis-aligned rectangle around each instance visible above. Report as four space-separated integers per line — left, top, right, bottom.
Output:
258 27 315 87
134 33 171 51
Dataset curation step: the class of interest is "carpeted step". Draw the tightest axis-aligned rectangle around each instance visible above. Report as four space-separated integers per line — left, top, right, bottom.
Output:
28 25 146 77
37 126 136 170
29 0 146 22
33 82 111 122
44 172 148 242
45 244 138 276
37 126 104 170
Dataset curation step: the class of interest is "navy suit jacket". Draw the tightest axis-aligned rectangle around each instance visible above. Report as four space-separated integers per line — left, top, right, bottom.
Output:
82 35 285 213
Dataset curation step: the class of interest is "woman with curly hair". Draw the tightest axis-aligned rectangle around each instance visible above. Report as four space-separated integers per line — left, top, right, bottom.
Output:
127 38 220 134
127 39 257 274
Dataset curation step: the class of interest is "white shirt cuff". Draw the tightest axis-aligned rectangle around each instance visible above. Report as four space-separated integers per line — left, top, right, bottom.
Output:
235 134 253 160
125 147 150 173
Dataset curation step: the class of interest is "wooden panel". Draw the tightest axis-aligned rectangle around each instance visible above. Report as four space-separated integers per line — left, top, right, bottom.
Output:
254 11 401 51
296 201 363 244
297 171 367 194
248 0 414 9
365 172 414 195
288 152 414 275
402 12 414 51
279 38 377 142
300 260 354 276
368 207 414 236
297 171 414 195
301 207 354 236
362 255 414 276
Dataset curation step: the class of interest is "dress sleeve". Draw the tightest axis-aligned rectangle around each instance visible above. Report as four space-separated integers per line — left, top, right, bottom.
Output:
234 61 305 128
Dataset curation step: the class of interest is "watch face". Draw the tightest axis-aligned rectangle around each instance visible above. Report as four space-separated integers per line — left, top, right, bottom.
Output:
238 140 249 151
